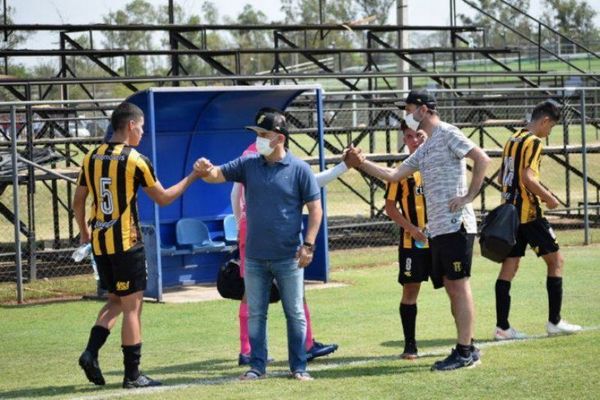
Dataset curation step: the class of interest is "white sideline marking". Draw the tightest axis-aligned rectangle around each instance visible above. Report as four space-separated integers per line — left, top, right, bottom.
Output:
69 325 600 400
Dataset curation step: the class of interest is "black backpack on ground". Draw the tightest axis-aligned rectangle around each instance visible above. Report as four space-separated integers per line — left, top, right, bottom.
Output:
217 259 281 303
479 203 520 263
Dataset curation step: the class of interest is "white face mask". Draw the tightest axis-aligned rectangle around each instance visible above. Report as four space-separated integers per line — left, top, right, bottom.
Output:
404 112 420 131
255 136 275 156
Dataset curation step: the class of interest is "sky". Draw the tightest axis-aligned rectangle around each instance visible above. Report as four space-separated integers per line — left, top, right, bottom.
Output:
8 0 600 67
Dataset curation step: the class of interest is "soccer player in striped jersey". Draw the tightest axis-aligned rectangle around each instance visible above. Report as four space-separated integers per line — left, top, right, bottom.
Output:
384 122 430 359
494 100 582 340
73 102 202 388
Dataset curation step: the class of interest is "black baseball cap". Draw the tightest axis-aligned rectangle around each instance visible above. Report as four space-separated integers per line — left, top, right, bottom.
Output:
245 108 289 136
404 90 436 110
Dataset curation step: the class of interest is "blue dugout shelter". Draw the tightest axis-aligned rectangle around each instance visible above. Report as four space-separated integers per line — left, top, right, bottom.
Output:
124 85 329 301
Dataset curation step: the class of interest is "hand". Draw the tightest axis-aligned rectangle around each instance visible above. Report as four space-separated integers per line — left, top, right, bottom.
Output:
193 157 213 178
448 195 471 213
295 245 314 268
79 230 91 245
544 195 559 210
343 145 365 169
408 225 427 242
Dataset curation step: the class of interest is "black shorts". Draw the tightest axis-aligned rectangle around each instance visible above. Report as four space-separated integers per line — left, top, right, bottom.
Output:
430 225 475 289
398 247 432 285
94 244 147 296
508 217 559 258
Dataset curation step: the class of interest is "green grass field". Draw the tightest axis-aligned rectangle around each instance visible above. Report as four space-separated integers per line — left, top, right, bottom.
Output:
1 244 599 399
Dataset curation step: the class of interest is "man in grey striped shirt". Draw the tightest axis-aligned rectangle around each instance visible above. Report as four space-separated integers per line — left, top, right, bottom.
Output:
356 91 490 371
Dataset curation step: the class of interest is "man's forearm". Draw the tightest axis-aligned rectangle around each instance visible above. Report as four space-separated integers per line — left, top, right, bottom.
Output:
201 167 225 183
385 202 414 232
73 187 90 239
466 154 490 200
524 177 554 203
74 206 87 235
164 173 198 203
304 205 322 244
359 160 397 181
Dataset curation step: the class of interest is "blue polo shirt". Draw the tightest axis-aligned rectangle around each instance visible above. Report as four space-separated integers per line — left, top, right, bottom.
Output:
221 151 320 260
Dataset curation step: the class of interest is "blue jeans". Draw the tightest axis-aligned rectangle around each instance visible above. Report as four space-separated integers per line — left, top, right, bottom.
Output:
245 257 307 374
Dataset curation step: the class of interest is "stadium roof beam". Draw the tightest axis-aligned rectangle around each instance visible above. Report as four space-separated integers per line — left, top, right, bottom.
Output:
0 23 483 33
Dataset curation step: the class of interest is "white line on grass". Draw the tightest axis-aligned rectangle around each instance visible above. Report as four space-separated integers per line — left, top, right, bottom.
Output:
69 325 600 400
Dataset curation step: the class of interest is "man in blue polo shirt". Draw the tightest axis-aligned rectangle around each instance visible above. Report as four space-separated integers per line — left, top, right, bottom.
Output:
194 107 322 381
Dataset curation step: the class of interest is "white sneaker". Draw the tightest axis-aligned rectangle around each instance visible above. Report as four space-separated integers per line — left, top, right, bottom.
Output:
494 326 527 341
546 319 582 335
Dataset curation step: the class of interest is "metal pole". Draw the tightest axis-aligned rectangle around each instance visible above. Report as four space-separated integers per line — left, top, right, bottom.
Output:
580 90 590 245
319 0 325 41
148 90 163 301
10 105 24 303
396 0 408 151
25 85 36 280
3 0 7 41
316 87 329 282
168 0 180 86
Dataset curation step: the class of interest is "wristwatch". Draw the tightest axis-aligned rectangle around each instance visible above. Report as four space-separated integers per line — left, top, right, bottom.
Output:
303 242 315 251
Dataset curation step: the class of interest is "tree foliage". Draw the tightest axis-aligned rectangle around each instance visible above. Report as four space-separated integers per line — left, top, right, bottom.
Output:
102 0 157 76
541 0 600 48
459 0 532 48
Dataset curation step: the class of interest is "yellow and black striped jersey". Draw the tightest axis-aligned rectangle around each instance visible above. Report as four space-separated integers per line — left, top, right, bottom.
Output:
500 129 543 223
384 171 428 249
77 143 157 255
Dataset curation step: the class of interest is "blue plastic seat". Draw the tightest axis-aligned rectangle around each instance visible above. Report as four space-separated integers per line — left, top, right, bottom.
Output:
223 214 239 243
176 218 225 252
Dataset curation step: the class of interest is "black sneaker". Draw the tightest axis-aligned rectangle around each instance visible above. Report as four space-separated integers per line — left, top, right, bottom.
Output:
471 344 481 365
401 341 418 360
78 350 105 385
238 353 251 366
122 374 162 389
307 340 338 362
431 348 474 371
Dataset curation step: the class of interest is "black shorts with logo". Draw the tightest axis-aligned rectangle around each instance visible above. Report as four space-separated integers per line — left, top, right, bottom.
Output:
430 225 475 289
398 247 432 285
94 244 147 296
508 217 559 258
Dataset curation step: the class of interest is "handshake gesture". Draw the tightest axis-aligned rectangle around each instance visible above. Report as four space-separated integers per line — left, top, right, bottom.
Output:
193 158 214 178
342 144 365 168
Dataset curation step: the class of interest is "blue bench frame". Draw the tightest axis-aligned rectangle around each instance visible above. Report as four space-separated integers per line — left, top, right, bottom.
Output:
125 86 329 301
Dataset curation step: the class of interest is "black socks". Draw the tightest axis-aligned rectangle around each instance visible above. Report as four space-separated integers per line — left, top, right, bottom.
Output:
456 343 472 358
85 325 110 358
495 279 512 330
122 343 142 381
547 276 563 324
400 303 417 345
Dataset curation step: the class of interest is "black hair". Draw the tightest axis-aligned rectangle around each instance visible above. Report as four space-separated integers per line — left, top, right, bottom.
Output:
256 106 283 116
111 102 144 132
531 100 561 123
400 119 409 132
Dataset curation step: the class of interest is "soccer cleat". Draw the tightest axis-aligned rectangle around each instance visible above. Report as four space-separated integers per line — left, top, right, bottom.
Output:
431 348 474 371
78 350 105 386
122 374 162 389
494 326 528 341
306 340 338 362
400 341 418 360
546 319 582 335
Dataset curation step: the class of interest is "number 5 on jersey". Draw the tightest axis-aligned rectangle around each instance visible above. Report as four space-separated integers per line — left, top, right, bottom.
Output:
100 177 114 214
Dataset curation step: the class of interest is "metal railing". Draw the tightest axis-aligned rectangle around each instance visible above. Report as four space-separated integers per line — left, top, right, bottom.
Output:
1 87 598 303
